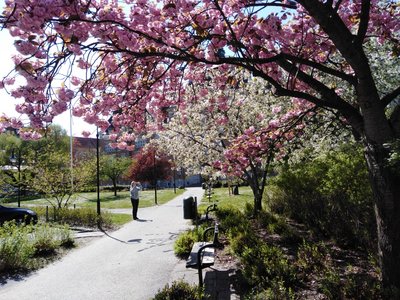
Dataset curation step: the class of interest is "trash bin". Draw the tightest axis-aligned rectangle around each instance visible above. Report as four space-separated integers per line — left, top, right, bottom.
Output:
183 196 197 219
233 185 239 195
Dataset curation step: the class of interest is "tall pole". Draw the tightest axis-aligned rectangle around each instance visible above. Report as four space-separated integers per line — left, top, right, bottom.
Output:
154 150 158 205
69 104 74 191
17 158 21 208
10 148 21 207
173 167 176 194
96 127 101 215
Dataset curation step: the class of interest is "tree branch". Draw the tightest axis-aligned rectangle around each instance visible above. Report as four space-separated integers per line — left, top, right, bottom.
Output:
282 53 357 85
382 86 400 107
356 0 370 45
245 0 297 9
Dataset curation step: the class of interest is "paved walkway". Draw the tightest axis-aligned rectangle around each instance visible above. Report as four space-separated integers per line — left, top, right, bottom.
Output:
0 188 203 300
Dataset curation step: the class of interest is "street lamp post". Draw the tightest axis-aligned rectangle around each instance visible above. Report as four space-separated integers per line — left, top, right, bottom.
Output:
96 127 101 216
9 149 21 207
153 151 158 205
173 167 176 194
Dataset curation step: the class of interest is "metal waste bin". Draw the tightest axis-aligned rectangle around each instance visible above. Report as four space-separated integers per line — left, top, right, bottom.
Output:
233 185 239 195
183 196 197 219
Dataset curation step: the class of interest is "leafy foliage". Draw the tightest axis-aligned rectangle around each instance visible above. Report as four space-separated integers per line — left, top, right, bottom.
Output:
173 225 208 258
0 222 36 271
268 144 376 249
127 146 172 184
1 0 399 290
0 222 74 273
30 149 93 209
152 280 203 300
215 204 382 299
100 154 132 196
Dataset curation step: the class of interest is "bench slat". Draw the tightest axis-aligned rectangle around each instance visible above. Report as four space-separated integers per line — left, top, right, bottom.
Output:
186 242 215 268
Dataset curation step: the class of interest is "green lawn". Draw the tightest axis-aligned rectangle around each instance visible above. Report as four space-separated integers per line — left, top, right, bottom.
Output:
199 185 253 212
76 189 185 209
4 188 185 210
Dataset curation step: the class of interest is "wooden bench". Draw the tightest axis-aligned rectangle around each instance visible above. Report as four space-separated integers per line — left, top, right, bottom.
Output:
199 203 218 223
186 223 219 287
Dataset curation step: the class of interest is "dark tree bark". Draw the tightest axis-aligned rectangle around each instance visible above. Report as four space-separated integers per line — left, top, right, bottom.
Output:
297 0 400 291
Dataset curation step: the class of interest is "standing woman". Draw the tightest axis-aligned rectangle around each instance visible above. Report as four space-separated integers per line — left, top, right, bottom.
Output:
130 181 142 220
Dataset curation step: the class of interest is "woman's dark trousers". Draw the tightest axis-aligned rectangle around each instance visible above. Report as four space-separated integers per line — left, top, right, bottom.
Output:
131 198 139 219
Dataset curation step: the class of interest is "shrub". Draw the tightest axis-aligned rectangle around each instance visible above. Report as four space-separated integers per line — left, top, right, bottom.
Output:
174 227 203 258
102 185 129 192
152 280 203 300
295 240 330 279
0 222 35 271
216 206 251 237
268 144 376 250
240 243 296 288
319 268 342 299
31 224 74 254
245 279 295 300
35 207 114 229
0 222 74 272
342 272 382 300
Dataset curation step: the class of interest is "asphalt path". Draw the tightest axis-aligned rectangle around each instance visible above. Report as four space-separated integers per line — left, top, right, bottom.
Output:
0 187 204 300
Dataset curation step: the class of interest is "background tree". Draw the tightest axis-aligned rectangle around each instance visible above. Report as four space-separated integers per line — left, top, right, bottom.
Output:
0 132 33 202
100 154 131 196
127 146 172 187
1 0 399 292
30 148 92 209
157 73 313 213
0 125 71 201
27 125 91 209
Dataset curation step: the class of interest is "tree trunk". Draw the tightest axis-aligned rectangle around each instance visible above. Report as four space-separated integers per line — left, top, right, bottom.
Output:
364 142 400 295
248 181 263 215
254 193 262 215
113 179 117 197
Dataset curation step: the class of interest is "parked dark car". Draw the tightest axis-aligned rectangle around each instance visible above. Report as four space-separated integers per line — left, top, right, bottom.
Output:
0 205 38 225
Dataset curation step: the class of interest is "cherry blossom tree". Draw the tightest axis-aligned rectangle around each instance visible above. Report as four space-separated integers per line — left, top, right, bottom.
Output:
0 0 399 291
156 72 314 212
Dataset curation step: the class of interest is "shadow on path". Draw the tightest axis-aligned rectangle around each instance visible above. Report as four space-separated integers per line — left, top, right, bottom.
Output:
204 268 239 300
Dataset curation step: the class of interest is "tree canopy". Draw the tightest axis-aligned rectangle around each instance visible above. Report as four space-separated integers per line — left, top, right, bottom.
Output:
1 0 400 292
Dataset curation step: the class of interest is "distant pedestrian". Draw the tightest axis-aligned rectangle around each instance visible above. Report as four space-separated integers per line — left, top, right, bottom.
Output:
130 181 142 220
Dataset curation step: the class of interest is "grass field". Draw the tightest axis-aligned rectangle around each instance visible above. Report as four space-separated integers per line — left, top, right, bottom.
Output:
3 188 185 210
199 185 253 212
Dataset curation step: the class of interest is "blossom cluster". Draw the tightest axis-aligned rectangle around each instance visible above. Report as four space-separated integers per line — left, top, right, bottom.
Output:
0 0 398 146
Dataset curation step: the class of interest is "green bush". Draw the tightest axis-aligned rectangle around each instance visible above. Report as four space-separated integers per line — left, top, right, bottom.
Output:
174 227 203 258
268 144 376 250
245 278 295 300
102 185 129 192
342 272 382 300
319 268 342 299
295 240 330 279
240 243 296 288
0 222 74 272
216 206 251 237
229 229 260 258
35 207 114 229
152 280 203 300
31 224 74 254
0 222 36 271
